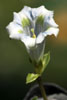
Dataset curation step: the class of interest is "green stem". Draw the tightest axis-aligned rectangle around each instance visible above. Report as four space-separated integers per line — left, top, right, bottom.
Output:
37 76 48 100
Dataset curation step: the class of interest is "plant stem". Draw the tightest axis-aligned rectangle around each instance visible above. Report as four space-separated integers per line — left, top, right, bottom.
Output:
37 76 48 100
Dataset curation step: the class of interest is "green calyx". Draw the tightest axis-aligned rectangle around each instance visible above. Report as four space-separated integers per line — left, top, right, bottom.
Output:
22 18 30 28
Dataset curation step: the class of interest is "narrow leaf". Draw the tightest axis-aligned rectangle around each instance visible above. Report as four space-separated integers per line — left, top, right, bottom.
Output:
26 73 39 84
42 52 50 73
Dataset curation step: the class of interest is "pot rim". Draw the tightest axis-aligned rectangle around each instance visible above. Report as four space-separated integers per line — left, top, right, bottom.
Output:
24 82 67 100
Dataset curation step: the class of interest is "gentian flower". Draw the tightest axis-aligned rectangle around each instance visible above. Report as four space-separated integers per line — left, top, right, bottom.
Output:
6 6 59 63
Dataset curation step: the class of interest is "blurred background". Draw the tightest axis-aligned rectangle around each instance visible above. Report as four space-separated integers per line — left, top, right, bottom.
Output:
0 0 67 99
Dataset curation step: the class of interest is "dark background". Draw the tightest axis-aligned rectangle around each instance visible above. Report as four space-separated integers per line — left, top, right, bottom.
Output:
0 0 67 99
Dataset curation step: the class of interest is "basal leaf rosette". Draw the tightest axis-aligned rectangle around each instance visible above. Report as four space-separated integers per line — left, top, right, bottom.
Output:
6 6 59 63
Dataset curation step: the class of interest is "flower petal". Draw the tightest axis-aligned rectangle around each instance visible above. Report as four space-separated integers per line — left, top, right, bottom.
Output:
13 12 21 25
43 27 59 37
6 22 23 40
44 11 58 27
19 6 32 21
31 6 49 19
19 6 35 30
36 33 45 44
21 35 36 48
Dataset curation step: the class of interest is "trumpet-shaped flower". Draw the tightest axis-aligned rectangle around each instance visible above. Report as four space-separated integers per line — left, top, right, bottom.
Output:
6 6 59 63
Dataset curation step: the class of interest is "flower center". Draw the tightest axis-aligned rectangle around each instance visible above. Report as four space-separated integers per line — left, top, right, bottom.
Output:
31 28 36 38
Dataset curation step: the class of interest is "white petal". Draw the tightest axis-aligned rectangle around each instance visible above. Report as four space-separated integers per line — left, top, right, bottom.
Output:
23 6 32 20
19 6 32 21
32 6 48 18
13 12 21 25
19 12 27 21
6 22 23 40
21 35 36 48
36 33 44 44
45 11 58 27
43 27 59 37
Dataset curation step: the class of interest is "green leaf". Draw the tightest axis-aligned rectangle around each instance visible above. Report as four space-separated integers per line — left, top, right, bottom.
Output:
35 52 50 75
42 52 50 73
32 96 38 100
26 73 40 84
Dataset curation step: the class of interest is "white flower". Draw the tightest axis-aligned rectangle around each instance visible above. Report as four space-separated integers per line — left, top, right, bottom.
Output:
6 6 59 63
